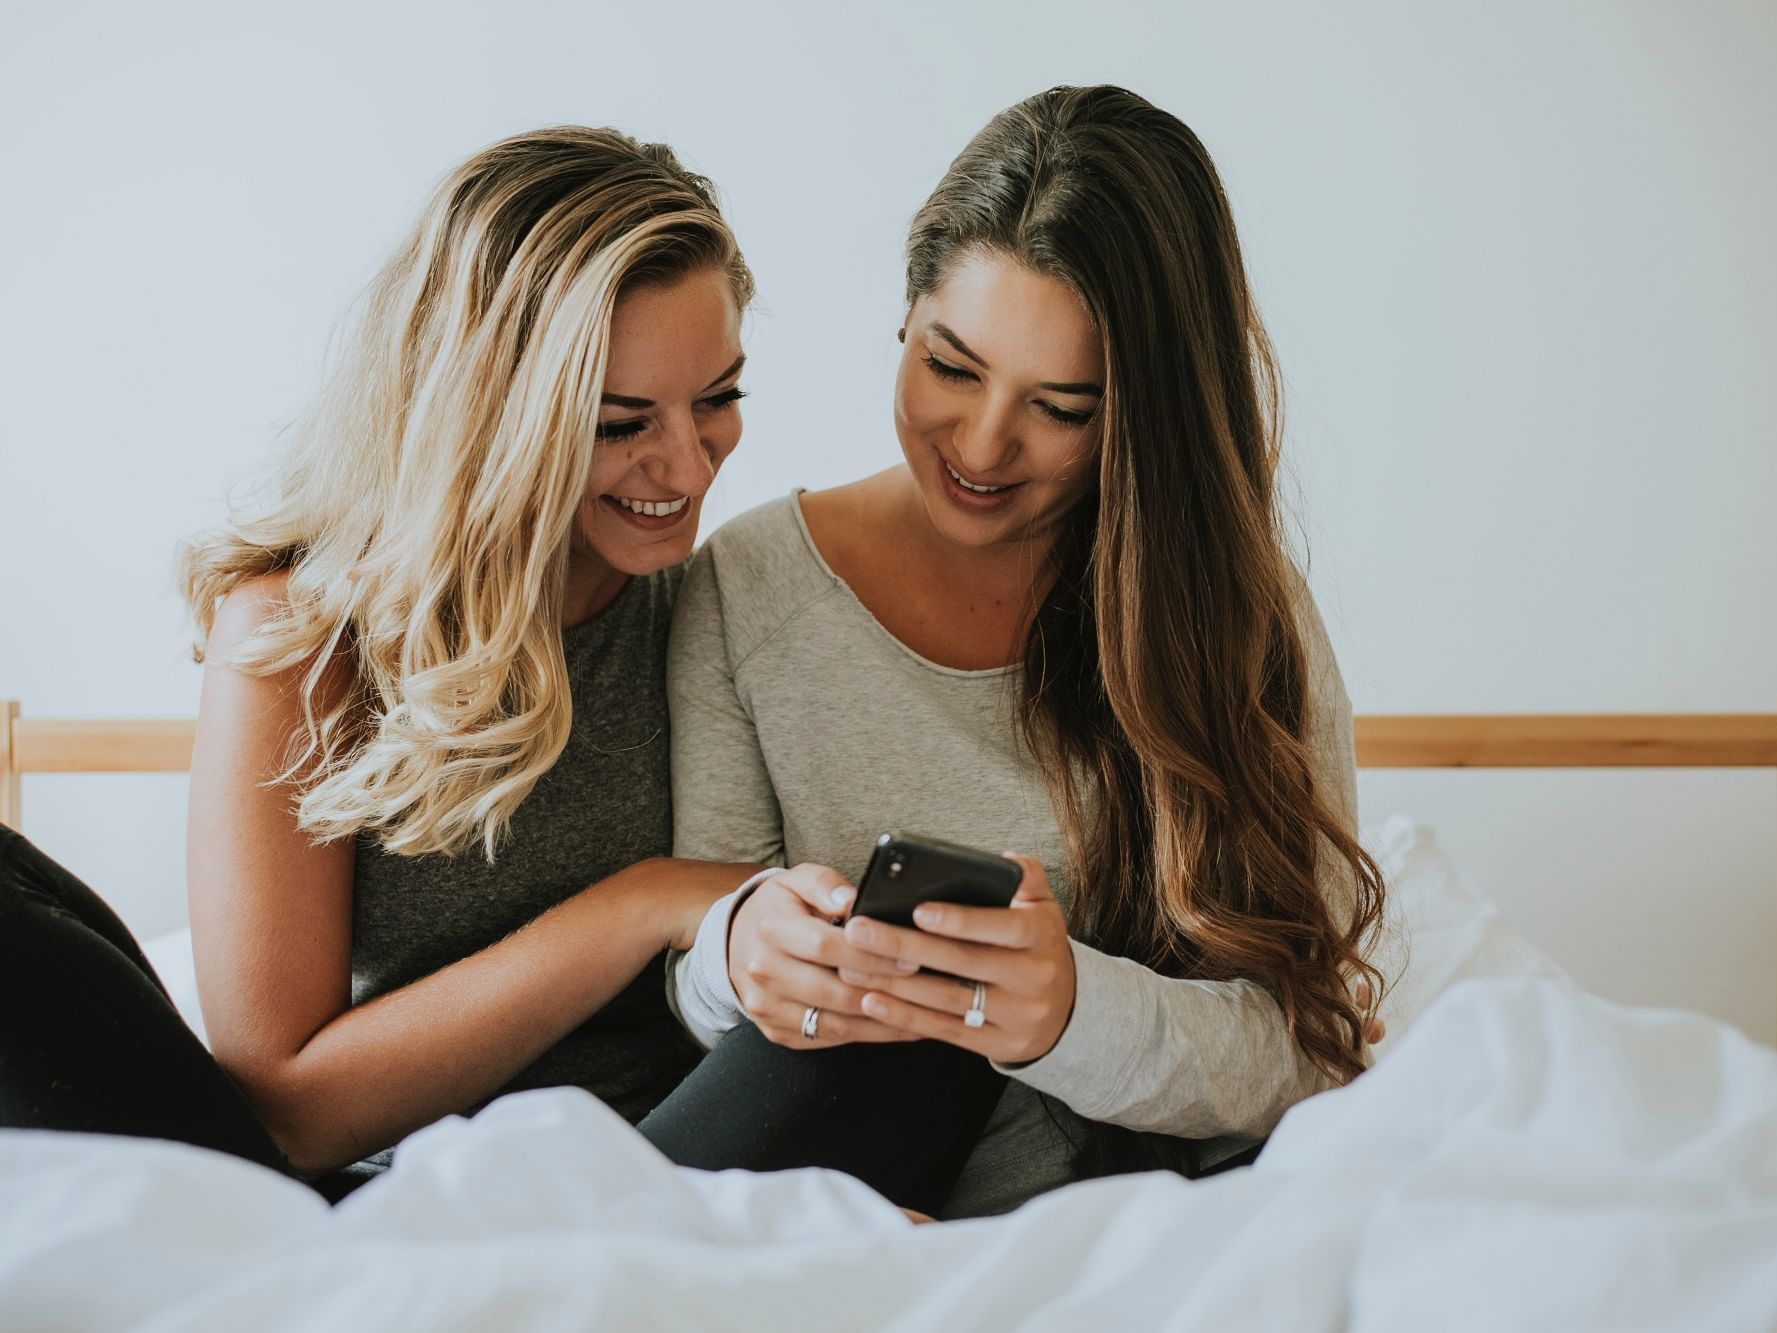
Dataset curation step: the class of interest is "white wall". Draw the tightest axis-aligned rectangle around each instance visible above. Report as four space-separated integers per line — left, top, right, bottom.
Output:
3 0 1772 1041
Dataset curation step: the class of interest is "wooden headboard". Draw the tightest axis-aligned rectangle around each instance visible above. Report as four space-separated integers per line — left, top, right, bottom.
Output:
5 700 1774 1018
7 704 1773 816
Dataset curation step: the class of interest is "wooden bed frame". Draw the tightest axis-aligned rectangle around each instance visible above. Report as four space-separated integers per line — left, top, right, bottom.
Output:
5 701 1775 1018
7 705 1772 807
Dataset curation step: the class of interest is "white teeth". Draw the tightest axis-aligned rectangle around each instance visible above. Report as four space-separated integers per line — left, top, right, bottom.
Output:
945 462 1012 495
614 495 689 517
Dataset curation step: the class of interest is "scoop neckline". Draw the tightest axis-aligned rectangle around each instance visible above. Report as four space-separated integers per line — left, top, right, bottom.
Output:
784 488 1020 681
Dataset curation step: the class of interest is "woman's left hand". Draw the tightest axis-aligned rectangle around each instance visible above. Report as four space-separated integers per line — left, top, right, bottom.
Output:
835 854 1076 1065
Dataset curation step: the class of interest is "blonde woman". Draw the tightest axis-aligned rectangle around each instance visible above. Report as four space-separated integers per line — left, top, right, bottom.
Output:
0 126 999 1212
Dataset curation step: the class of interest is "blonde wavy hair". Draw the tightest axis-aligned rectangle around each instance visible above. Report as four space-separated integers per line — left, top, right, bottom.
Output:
179 126 754 860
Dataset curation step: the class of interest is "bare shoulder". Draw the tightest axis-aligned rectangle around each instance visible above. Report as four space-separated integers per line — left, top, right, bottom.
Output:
197 568 357 749
204 569 294 660
206 570 352 687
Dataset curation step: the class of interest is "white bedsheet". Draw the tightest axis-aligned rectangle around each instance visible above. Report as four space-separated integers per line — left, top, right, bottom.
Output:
8 818 1774 1330
4 972 1774 1332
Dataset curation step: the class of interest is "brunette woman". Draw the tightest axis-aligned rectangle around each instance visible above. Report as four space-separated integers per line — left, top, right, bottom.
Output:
667 85 1387 1217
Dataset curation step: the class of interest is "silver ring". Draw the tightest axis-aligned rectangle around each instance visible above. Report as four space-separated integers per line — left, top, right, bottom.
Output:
801 1006 821 1039
964 981 987 1029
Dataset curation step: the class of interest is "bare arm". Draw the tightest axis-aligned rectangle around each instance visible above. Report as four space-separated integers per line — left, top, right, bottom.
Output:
187 574 754 1175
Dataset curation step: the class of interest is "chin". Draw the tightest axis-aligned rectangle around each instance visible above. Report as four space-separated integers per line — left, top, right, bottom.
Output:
917 493 1013 548
613 545 691 576
577 505 702 575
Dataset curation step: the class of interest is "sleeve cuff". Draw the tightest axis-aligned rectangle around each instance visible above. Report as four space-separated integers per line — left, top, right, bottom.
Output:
664 867 780 1049
990 938 1155 1120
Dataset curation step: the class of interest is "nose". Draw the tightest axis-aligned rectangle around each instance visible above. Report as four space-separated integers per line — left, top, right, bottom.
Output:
640 408 719 495
951 392 1021 474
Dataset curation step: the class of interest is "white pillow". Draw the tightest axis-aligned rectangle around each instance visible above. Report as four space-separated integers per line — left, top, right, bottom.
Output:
1361 814 1570 1056
138 817 1561 1061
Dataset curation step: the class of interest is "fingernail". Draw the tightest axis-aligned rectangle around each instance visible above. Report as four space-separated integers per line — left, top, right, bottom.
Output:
896 959 920 973
912 904 937 928
862 995 885 1016
829 886 854 909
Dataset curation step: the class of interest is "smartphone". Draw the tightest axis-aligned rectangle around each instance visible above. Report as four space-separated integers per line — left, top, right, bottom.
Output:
848 831 1023 929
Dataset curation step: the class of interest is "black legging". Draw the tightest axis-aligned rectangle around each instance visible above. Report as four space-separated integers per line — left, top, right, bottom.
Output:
0 825 1005 1215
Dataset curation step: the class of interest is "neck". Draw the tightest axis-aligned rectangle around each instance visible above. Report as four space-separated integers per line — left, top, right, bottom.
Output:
561 545 630 629
894 469 1062 609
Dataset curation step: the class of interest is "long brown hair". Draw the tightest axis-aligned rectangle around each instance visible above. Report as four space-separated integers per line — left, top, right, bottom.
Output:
906 86 1384 1081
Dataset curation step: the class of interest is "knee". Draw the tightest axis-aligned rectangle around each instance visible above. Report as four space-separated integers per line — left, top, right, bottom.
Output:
0 827 70 925
0 832 33 953
0 826 27 906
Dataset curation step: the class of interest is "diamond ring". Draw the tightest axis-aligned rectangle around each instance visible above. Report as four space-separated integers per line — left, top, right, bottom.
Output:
964 981 987 1029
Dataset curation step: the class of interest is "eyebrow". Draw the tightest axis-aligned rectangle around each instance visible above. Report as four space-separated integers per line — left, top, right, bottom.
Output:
601 352 747 409
930 322 1103 397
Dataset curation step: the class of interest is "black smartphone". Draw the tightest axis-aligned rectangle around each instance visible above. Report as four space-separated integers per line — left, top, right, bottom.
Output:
847 831 1023 929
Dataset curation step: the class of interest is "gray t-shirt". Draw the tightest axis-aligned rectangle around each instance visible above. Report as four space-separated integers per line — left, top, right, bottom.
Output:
666 493 1361 1217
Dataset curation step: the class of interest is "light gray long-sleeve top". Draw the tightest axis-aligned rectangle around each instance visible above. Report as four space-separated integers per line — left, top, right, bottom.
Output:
665 492 1362 1217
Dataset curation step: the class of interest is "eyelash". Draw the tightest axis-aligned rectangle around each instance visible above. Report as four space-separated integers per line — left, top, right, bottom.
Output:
595 387 748 443
922 353 975 384
921 354 1094 428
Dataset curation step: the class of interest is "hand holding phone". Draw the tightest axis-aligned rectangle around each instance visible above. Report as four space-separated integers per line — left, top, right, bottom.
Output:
847 831 1023 928
839 845 1079 1065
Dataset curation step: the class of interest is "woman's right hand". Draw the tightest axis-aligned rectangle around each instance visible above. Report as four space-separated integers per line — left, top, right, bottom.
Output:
726 864 922 1048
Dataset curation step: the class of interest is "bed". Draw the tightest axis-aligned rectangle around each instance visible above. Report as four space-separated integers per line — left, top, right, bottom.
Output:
3 706 1775 1331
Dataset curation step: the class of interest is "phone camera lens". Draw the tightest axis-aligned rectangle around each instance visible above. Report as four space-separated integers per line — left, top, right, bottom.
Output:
887 859 905 879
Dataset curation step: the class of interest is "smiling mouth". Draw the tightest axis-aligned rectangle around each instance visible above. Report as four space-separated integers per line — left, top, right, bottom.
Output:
608 495 689 517
943 460 1019 495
